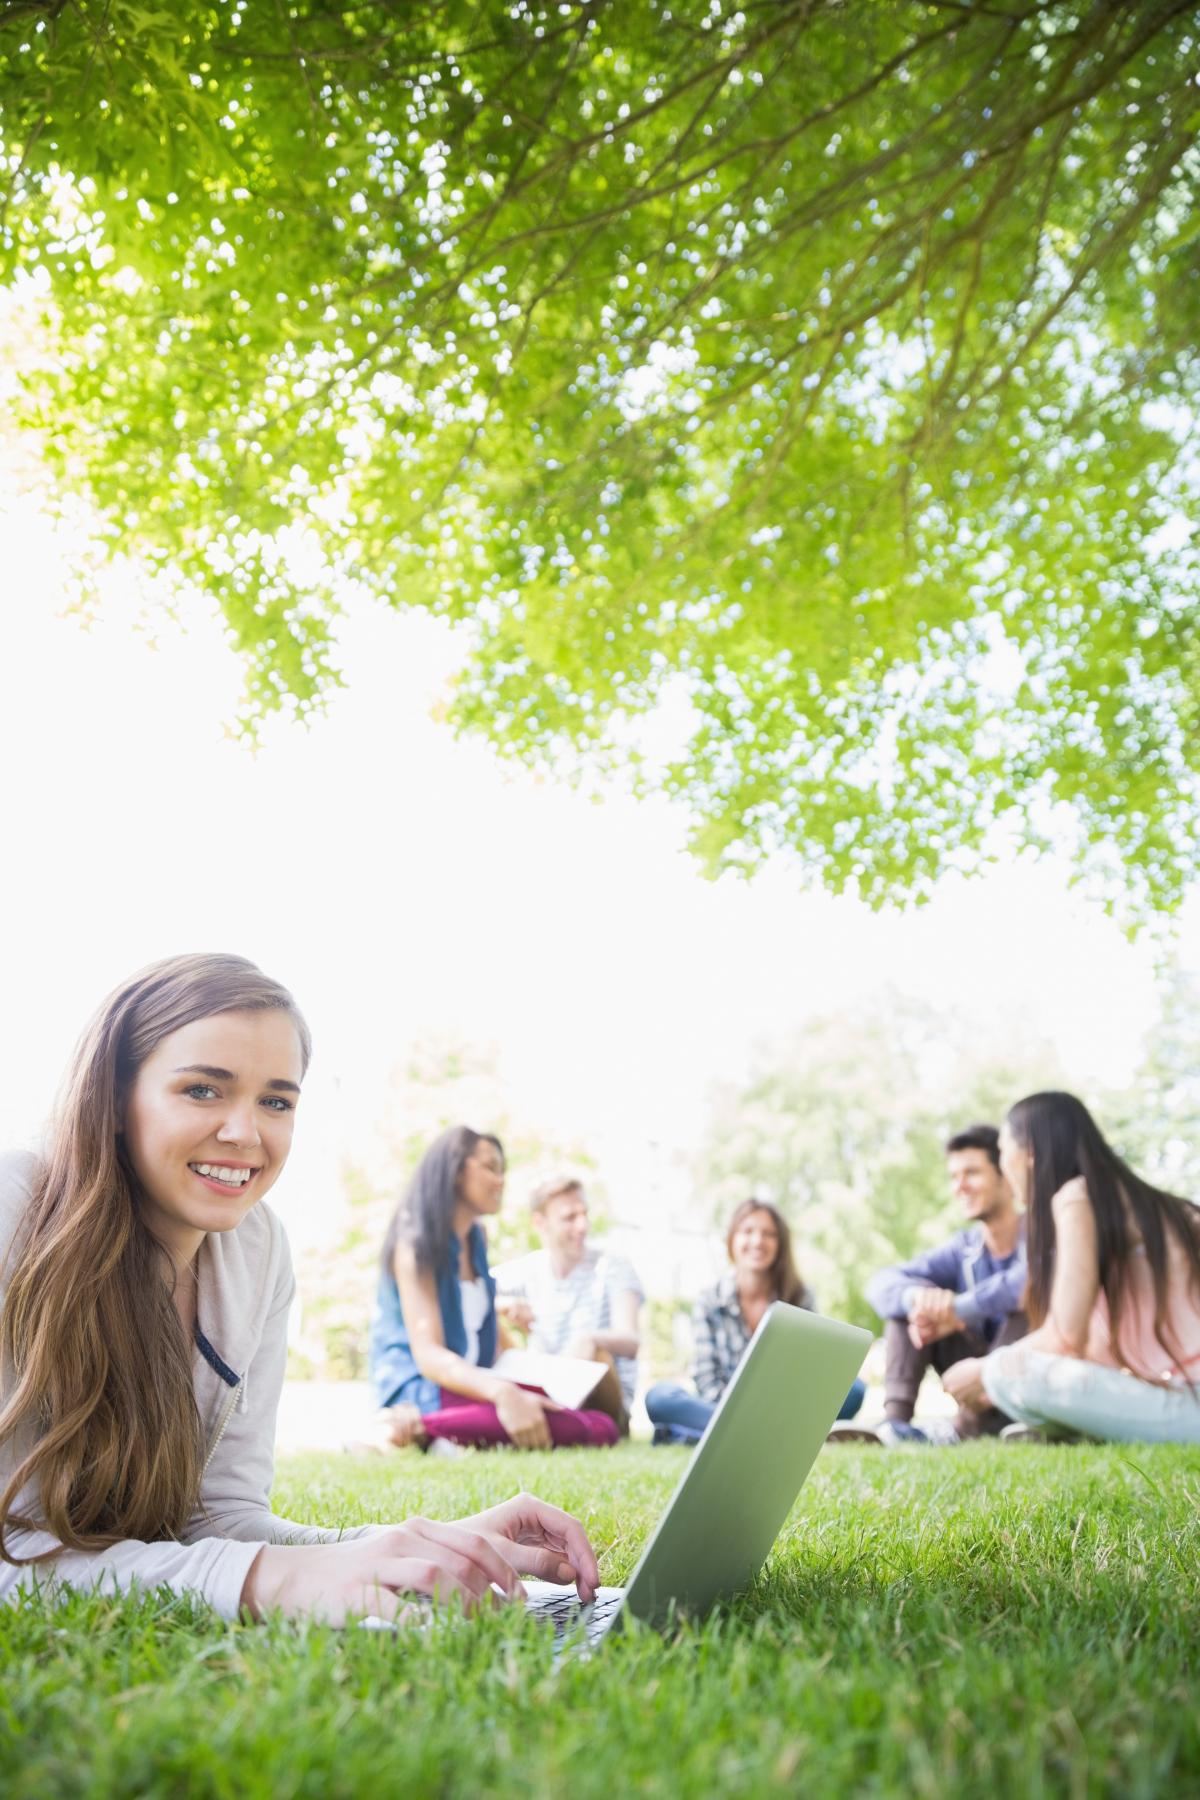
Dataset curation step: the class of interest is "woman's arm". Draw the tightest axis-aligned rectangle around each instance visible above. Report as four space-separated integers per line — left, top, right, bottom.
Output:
0 1512 266 1621
394 1246 555 1449
393 1244 508 1405
241 1494 600 1623
1021 1180 1099 1358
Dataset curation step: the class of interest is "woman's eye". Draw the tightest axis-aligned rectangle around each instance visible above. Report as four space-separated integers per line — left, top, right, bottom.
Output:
183 1083 219 1101
261 1096 294 1113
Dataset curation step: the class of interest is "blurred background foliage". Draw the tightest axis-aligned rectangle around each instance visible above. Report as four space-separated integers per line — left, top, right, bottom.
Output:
4 1 1200 915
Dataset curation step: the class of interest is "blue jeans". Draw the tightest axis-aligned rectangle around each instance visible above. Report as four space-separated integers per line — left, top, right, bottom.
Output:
983 1343 1200 1443
646 1375 867 1445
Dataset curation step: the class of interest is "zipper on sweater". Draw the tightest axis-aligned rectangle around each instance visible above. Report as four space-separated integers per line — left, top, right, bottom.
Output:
202 1379 243 1477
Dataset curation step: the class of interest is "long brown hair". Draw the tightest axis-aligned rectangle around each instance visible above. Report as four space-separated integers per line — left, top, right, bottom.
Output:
380 1125 505 1277
1007 1091 1200 1376
0 952 310 1563
725 1199 808 1306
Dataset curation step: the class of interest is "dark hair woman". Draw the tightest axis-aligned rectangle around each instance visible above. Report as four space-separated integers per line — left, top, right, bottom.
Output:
979 1091 1200 1442
645 1199 866 1445
0 958 599 1621
369 1125 619 1451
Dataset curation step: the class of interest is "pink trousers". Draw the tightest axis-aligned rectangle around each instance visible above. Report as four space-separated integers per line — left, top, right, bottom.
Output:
423 1388 619 1448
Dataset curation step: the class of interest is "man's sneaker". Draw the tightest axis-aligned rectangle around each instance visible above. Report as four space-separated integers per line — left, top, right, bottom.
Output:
824 1423 885 1444
875 1420 929 1446
920 1418 963 1447
875 1419 961 1448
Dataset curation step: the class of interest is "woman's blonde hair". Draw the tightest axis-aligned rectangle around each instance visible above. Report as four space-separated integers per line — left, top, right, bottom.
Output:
0 952 309 1563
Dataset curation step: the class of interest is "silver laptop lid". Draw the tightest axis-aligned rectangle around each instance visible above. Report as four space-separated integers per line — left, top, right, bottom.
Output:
621 1304 870 1628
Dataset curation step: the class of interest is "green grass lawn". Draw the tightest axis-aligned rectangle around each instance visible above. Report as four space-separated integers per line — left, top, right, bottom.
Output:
2 1441 1197 1797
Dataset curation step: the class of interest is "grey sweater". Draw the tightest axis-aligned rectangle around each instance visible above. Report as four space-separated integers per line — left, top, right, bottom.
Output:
0 1149 370 1619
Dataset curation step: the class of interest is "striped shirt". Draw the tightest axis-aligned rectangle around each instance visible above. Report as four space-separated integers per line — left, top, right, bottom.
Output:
494 1246 645 1405
691 1272 817 1404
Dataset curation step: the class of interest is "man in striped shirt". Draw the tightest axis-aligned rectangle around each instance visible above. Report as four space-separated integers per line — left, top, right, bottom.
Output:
494 1173 644 1431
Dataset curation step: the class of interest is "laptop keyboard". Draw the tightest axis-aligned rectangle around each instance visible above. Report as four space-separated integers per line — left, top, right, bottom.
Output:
358 1583 625 1649
522 1581 626 1646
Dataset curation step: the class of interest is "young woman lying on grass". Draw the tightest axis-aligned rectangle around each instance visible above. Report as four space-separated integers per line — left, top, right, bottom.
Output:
943 1091 1200 1443
369 1128 619 1451
643 1199 867 1445
0 955 598 1623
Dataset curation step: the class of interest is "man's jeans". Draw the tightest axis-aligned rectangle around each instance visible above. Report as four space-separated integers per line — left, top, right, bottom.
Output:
646 1375 868 1445
884 1312 1028 1437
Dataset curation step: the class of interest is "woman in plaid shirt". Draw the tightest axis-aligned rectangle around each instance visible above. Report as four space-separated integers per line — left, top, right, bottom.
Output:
646 1200 867 1444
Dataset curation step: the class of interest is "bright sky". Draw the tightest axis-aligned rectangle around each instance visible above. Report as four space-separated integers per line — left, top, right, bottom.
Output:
3 437 1194 1255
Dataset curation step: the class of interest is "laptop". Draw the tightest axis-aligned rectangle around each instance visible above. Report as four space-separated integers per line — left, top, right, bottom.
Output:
522 1302 871 1650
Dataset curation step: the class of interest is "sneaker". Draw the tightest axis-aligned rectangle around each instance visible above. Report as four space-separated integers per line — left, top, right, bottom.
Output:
824 1423 885 1444
651 1424 701 1447
424 1437 465 1459
999 1422 1085 1444
875 1420 930 1446
875 1419 961 1448
920 1418 963 1447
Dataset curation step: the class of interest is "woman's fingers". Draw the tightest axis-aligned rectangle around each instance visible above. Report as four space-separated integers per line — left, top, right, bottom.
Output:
369 1555 487 1612
356 1586 427 1627
525 1500 599 1600
488 1535 576 1586
510 1417 552 1449
473 1496 600 1601
251 1515 589 1627
406 1518 524 1599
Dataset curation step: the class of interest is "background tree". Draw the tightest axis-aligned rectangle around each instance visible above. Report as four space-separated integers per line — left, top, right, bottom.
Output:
4 0 1200 911
1100 962 1200 1197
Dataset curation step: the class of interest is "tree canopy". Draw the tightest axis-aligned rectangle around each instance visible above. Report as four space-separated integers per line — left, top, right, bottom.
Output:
3 0 1200 911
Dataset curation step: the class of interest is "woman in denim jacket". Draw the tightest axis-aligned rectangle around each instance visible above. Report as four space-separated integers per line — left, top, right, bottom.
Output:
370 1127 618 1451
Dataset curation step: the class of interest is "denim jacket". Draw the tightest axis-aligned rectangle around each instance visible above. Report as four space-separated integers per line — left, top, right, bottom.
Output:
369 1223 497 1412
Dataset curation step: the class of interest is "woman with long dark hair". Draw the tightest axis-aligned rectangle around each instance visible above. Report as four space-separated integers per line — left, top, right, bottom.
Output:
977 1091 1200 1442
0 956 598 1620
369 1126 619 1450
644 1199 866 1445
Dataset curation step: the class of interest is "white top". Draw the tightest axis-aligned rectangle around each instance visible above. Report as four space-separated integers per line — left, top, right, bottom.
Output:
459 1278 490 1367
0 1149 374 1621
494 1245 644 1405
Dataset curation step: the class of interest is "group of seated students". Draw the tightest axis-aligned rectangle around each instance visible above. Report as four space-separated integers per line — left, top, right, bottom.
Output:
365 1144 863 1455
367 1115 1200 1454
1 953 1198 1633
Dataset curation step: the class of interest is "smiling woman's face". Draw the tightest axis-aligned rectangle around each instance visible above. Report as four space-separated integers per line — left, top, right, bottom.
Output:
729 1207 780 1276
122 1008 304 1265
458 1137 506 1216
997 1120 1032 1203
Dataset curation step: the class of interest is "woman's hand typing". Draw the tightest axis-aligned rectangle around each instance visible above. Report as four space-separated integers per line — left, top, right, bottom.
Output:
240 1493 599 1621
241 1517 524 1625
455 1493 599 1603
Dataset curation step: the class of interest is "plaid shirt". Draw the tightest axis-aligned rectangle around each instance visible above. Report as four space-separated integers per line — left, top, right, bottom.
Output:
690 1272 816 1404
